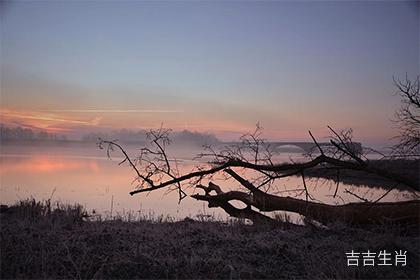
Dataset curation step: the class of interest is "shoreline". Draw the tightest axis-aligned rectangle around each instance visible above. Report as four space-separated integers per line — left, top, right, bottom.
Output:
304 159 419 191
1 199 419 279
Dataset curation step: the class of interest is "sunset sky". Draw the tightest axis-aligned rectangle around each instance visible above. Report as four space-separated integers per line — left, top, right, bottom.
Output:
1 1 419 146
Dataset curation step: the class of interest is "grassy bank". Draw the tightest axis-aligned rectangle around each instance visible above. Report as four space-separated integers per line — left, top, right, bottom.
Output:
1 199 419 279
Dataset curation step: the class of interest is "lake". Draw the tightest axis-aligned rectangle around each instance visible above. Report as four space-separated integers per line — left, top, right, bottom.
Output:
0 142 416 221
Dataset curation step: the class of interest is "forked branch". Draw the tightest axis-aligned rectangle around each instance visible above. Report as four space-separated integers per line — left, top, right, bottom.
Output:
99 125 419 226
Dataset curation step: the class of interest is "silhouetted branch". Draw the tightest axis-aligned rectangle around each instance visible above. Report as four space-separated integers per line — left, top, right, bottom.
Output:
98 139 149 185
372 185 396 204
192 183 278 225
301 171 311 201
344 189 371 203
333 169 340 198
192 182 419 225
308 130 324 155
100 124 419 225
392 75 420 156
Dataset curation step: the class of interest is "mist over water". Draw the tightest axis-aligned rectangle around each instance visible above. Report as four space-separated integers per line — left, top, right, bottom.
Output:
0 142 415 220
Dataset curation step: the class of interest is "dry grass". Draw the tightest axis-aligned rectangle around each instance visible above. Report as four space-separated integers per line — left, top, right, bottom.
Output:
1 199 419 279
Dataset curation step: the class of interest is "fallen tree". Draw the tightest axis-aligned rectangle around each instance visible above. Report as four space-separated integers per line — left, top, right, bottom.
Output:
191 180 419 226
99 124 419 227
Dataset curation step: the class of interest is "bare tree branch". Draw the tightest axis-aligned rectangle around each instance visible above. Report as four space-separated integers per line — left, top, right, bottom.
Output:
99 123 419 226
392 75 420 157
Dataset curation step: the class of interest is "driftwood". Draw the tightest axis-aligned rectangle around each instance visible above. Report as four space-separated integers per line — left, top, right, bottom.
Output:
126 153 418 195
99 126 420 227
191 180 420 226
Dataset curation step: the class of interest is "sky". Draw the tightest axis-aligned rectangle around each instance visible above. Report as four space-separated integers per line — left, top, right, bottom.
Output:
1 1 419 146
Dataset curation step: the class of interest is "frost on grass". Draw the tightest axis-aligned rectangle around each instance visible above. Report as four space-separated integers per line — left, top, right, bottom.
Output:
1 200 419 279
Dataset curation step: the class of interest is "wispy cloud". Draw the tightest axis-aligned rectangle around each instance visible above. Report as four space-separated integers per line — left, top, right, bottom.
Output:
41 109 184 113
0 110 101 126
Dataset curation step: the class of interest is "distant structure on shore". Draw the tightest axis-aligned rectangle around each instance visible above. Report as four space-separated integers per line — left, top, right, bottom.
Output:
0 124 363 154
223 141 363 154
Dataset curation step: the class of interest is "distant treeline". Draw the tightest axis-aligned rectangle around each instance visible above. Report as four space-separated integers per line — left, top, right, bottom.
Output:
0 124 67 141
82 129 220 146
0 124 220 146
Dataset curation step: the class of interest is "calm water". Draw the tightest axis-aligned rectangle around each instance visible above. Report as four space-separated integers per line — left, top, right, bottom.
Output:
0 142 416 220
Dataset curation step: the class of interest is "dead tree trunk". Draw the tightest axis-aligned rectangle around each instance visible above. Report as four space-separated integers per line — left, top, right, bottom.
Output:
99 126 420 227
192 181 420 226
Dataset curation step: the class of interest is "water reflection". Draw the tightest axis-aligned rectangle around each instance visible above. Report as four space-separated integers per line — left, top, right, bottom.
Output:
0 155 100 173
0 143 417 220
0 144 223 219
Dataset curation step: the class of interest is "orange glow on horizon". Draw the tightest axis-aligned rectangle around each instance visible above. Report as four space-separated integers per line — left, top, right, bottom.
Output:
0 109 101 133
0 156 100 174
0 108 393 143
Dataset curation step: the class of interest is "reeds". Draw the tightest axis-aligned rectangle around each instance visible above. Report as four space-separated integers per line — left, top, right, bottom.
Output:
1 199 419 279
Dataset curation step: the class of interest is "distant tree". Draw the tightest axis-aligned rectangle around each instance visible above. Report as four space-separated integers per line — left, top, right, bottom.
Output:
37 131 49 140
0 124 65 142
173 130 220 146
393 75 420 157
